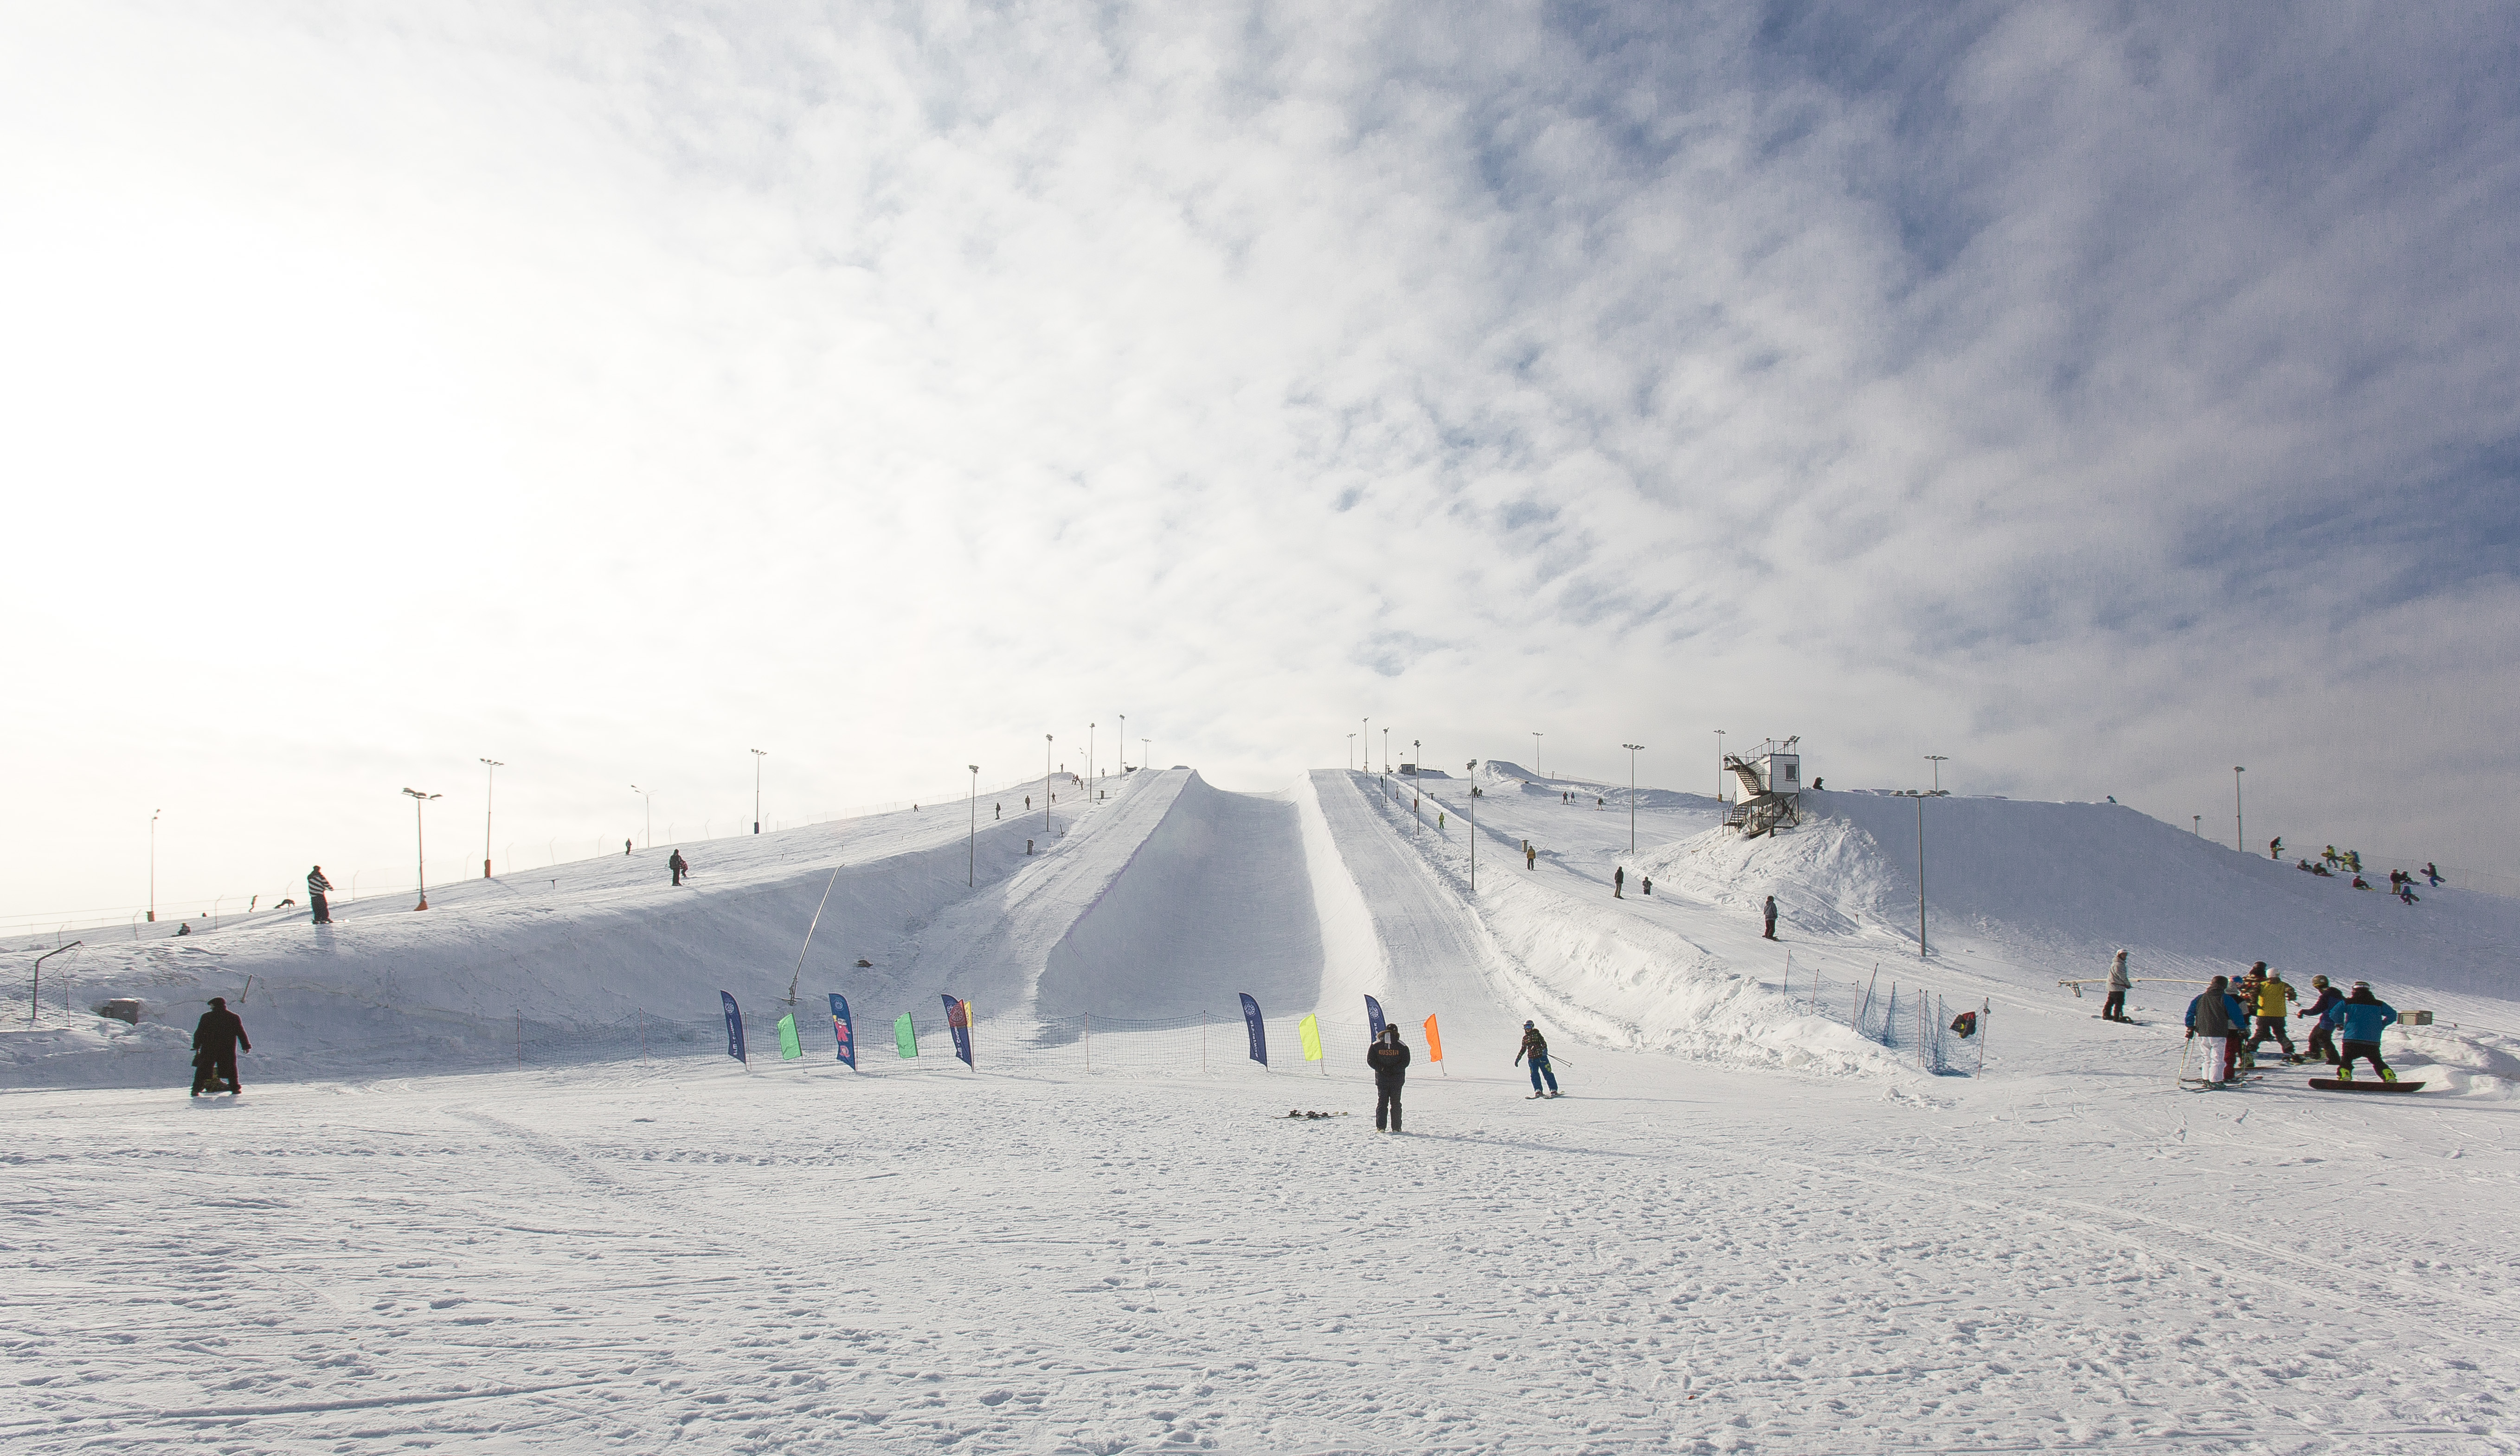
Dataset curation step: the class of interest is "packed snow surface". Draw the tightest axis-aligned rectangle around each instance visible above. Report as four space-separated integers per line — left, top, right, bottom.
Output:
6 764 2518 1452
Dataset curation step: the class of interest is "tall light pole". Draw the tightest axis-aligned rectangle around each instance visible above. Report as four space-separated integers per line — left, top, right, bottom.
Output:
631 784 653 847
2233 766 2245 852
1089 722 1096 791
751 749 767 834
1413 741 1422 834
1119 714 1126 770
1532 732 1543 777
479 758 503 878
1347 733 1356 770
968 764 980 885
1382 727 1389 775
1900 788 1947 956
1141 738 1150 774
1622 744 1645 853
2193 815 2201 835
1362 718 1370 775
1468 780 1482 890
1714 730 1727 802
148 809 161 923
402 787 441 911
1044 735 1054 835
1926 754 1948 793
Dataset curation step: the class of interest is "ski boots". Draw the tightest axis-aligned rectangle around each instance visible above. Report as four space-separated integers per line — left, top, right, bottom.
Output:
2380 1067 2398 1083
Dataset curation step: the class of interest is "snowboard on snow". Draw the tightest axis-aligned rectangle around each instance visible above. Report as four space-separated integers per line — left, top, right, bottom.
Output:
2307 1078 2425 1094
2094 1016 2154 1026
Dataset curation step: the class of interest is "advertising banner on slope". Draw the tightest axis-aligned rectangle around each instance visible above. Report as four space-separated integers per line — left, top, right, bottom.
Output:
943 994 975 1068
776 1013 803 1061
1364 995 1386 1041
1299 1014 1324 1068
894 1013 918 1059
1240 993 1267 1067
1422 1013 1444 1066
720 991 747 1064
829 994 855 1068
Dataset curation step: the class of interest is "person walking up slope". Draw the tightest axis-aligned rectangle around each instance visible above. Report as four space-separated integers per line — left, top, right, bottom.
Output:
2327 982 2400 1082
306 865 334 925
1366 1026 1411 1133
2102 950 2132 1022
1515 1020 1562 1097
668 849 689 886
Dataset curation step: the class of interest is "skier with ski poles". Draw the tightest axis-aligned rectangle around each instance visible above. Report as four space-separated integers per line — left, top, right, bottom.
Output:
1515 1020 1561 1098
1367 1025 1411 1133
2326 982 2400 1082
2297 975 2343 1065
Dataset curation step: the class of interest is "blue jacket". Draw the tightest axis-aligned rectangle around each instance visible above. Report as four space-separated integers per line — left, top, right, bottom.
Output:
2300 987 2342 1020
2326 998 2398 1042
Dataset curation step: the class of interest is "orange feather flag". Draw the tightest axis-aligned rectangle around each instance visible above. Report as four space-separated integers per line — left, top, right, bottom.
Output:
1422 1013 1444 1063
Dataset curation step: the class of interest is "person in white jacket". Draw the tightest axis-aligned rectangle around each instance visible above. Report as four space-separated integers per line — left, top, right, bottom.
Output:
2102 950 2132 1022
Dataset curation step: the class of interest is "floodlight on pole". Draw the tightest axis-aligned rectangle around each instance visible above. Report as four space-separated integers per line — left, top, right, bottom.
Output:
148 809 160 923
1413 741 1422 835
1119 715 1126 770
1347 732 1356 771
630 785 653 848
751 749 767 834
1141 738 1150 775
1469 783 1482 891
1899 787 1948 956
1714 730 1726 802
1089 722 1096 791
1621 744 1645 853
2233 767 2244 852
479 758 503 878
1382 727 1389 775
1532 732 1543 777
401 788 441 911
1045 735 1054 835
968 765 980 885
1925 754 1948 793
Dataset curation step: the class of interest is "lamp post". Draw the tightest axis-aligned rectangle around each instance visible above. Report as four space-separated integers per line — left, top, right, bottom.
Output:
401 788 441 911
1621 744 1645 853
1714 730 1726 802
1413 741 1422 834
2233 766 2245 853
1925 754 1948 793
2193 815 2201 835
1089 722 1096 791
148 809 160 923
1362 718 1369 775
751 749 767 834
1119 715 1126 770
1044 735 1054 835
1141 738 1150 774
1382 727 1389 775
1532 732 1543 777
630 785 653 848
1347 732 1356 771
1469 781 1483 891
479 758 503 878
1899 788 1947 956
968 764 980 886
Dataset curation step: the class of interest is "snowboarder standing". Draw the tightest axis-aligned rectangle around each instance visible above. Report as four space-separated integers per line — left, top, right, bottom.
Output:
1515 1020 1561 1097
2245 964 2297 1059
190 996 251 1097
1525 843 1536 869
2424 861 2442 887
2298 974 2342 1065
1614 866 1625 899
1366 1026 1410 1133
1762 895 1779 940
2327 982 2400 1083
1641 874 1652 896
624 839 632 856
2269 836 2284 860
2101 950 2132 1021
2184 975 2239 1085
669 849 689 886
306 865 334 925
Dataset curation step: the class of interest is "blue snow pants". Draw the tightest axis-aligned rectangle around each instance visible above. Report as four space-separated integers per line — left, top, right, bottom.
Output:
1527 1056 1559 1094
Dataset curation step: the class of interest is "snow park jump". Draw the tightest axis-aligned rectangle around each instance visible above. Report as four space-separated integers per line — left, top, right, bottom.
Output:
7 763 2519 1450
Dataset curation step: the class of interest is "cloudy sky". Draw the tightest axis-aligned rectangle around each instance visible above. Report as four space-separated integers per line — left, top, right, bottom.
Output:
5 0 2516 922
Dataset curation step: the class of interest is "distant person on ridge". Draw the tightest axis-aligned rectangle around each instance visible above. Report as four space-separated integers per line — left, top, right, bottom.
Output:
1525 843 1536 869
2298 975 2343 1065
2327 982 2399 1082
1613 866 1625 898
2184 975 2239 1084
1515 1020 1561 1097
669 849 688 886
1762 895 1779 940
624 839 632 856
2102 950 2131 1021
1366 1026 1411 1133
190 996 251 1097
2269 836 2283 860
306 865 334 924
2425 862 2442 887
1641 875 1652 895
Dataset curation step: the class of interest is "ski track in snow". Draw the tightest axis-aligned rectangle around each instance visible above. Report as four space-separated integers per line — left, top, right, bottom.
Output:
6 765 2520 1452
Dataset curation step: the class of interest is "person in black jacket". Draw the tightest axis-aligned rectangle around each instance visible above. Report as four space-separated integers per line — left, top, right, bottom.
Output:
1366 1026 1410 1134
190 996 251 1096
669 849 689 886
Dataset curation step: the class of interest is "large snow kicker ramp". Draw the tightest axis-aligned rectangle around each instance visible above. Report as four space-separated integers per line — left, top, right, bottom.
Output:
1033 773 1327 1022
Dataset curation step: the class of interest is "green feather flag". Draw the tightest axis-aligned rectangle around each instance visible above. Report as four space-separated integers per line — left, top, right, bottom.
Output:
894 1013 919 1058
776 1013 803 1061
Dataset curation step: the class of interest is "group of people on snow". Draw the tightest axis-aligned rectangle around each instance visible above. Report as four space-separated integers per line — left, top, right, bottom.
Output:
2180 961 2399 1087
2291 849 2437 904
1363 1019 1565 1134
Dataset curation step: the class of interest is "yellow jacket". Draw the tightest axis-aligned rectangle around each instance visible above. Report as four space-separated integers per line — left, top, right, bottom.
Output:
2255 978 2296 1017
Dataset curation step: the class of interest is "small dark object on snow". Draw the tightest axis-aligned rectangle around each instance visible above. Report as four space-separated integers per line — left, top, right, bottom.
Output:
855 958 873 968
1950 1010 1978 1039
2308 1078 2426 1093
1284 1109 1341 1119
94 999 143 1025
